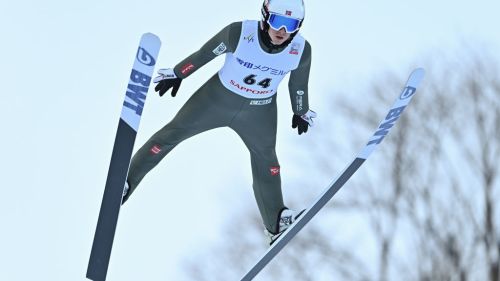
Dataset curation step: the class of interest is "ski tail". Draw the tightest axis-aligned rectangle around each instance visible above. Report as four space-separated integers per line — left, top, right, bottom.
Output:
86 33 161 281
240 68 425 281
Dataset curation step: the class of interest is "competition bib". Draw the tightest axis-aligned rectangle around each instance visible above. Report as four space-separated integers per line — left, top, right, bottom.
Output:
218 20 305 99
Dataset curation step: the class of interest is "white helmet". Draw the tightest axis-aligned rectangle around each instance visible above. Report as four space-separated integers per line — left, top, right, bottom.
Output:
261 0 305 33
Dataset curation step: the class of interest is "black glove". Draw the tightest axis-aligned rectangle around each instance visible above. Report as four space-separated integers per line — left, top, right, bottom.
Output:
292 110 317 135
153 68 182 97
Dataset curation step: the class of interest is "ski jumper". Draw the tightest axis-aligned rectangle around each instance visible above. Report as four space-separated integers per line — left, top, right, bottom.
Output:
125 20 312 233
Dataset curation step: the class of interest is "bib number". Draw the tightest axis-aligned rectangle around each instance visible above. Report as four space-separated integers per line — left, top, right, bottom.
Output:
244 74 272 89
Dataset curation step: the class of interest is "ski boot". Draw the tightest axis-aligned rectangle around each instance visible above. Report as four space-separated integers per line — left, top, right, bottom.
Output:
265 208 305 245
121 181 130 204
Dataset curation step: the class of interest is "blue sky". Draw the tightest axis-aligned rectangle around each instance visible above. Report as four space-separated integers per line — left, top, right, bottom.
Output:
1 0 499 280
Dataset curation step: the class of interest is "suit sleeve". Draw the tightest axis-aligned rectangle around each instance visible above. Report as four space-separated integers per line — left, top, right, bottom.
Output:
173 22 242 79
288 40 312 116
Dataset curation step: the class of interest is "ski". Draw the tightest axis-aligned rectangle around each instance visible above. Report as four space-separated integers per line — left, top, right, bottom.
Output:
86 33 161 281
241 68 425 281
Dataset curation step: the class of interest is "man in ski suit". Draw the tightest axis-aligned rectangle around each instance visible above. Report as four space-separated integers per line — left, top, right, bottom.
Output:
122 0 316 244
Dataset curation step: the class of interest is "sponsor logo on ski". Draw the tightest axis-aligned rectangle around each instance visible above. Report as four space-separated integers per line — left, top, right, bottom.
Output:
213 42 227 56
366 106 406 146
270 166 280 176
240 70 424 280
400 86 416 100
123 69 151 116
250 98 272 105
122 47 158 117
296 90 305 96
181 63 195 75
136 47 156 66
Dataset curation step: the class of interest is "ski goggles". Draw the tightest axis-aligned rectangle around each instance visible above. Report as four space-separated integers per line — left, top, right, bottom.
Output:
267 13 302 33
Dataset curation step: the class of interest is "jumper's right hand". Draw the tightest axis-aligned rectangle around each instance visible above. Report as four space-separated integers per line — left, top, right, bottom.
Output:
154 68 182 97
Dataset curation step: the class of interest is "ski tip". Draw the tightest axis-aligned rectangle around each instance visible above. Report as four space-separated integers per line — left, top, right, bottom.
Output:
141 32 162 44
407 68 425 88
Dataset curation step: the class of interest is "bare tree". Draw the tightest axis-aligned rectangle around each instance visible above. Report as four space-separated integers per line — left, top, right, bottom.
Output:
181 50 499 281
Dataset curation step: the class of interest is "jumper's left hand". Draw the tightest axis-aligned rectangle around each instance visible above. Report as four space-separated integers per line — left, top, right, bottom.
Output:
292 110 317 135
